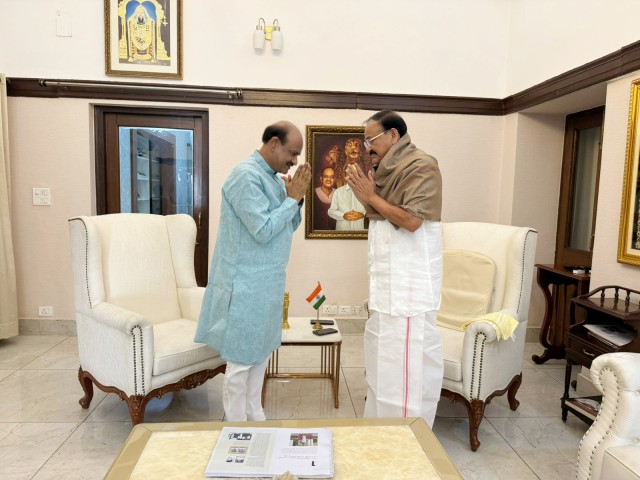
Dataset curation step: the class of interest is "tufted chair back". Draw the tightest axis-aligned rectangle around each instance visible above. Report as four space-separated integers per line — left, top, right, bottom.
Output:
69 213 196 324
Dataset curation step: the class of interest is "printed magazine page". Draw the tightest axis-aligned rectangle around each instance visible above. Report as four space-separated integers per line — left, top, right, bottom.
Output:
204 427 334 478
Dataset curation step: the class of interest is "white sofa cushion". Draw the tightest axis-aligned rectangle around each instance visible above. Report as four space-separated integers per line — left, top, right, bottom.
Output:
438 325 464 381
153 319 219 376
602 446 640 480
437 249 496 331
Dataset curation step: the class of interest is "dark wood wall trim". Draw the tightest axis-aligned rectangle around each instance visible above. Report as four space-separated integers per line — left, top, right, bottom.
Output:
6 78 503 115
8 38 640 116
503 40 640 114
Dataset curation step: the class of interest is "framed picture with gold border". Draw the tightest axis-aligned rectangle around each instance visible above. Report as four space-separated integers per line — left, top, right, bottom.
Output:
105 0 183 79
618 78 640 265
304 126 371 239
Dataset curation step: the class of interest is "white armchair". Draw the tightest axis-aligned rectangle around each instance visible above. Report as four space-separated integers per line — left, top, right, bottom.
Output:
68 213 225 424
576 352 640 480
437 222 537 451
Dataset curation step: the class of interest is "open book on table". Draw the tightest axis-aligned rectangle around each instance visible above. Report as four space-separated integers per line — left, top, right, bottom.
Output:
205 427 334 478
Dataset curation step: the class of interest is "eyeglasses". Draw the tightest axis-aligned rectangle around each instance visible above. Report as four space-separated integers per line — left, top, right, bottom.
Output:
363 130 389 149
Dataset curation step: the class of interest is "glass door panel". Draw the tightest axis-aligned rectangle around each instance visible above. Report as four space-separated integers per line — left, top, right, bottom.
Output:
568 126 600 251
118 127 193 216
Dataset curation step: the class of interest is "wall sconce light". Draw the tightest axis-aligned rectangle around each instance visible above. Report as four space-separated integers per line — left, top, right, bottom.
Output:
253 18 283 51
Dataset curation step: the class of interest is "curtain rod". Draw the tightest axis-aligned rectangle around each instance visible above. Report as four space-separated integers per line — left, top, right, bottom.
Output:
38 80 243 99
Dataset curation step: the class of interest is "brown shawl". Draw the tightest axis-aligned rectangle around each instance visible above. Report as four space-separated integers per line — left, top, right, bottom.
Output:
374 134 442 223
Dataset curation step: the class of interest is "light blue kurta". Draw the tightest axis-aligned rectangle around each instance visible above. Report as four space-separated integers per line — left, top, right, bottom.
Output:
195 151 301 365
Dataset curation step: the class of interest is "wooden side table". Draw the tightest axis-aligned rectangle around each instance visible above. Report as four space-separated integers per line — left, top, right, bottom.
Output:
561 286 640 423
262 317 342 408
532 264 590 364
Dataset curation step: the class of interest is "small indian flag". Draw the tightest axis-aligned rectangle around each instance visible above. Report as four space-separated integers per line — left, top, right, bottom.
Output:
306 282 326 310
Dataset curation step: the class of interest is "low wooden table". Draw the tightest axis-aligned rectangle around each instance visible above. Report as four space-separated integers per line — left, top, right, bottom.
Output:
105 418 463 479
262 316 342 408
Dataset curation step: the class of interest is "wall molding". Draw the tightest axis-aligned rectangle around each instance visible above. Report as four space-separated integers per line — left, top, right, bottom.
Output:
8 39 640 115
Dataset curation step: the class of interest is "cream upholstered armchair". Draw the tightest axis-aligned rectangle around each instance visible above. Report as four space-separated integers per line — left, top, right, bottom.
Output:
576 352 640 480
437 222 537 451
68 213 225 425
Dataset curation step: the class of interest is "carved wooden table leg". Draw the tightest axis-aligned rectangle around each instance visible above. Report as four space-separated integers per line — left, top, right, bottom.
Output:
532 265 590 364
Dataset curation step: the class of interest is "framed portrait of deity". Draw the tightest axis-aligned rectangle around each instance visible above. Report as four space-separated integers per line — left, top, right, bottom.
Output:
304 125 371 239
105 0 183 79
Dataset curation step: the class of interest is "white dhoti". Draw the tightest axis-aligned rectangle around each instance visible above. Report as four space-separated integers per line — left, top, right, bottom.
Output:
365 220 443 427
223 356 270 421
364 311 443 426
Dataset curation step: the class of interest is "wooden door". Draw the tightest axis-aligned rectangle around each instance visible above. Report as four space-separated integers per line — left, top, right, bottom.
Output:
95 106 209 286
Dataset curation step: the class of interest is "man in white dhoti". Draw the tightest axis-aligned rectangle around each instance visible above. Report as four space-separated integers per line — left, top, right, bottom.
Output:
346 110 443 427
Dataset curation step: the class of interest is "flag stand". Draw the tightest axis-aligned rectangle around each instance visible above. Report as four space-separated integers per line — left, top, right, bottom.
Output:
282 292 290 330
313 309 322 330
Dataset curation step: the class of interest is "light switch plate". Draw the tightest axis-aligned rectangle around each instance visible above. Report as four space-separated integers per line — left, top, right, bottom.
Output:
56 11 72 37
32 188 51 205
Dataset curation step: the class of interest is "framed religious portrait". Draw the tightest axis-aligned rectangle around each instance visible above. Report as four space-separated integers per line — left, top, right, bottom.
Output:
304 126 372 239
105 0 183 79
618 78 640 265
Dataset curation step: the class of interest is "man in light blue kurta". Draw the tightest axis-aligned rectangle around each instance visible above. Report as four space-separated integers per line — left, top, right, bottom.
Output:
195 121 310 422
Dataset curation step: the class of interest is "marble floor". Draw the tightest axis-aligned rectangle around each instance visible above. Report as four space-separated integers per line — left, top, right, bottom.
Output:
0 333 589 479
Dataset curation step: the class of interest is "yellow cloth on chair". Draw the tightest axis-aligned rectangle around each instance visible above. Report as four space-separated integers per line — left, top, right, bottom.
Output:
462 311 519 341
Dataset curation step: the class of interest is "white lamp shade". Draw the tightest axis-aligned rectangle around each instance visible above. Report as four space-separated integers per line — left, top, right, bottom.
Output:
253 29 265 50
271 30 283 51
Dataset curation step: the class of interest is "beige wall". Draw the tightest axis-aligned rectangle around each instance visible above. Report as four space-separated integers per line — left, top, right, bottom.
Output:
12 84 640 332
8 2 640 332
8 99 507 321
2 1 639 97
590 71 640 289
12 77 639 331
509 113 567 329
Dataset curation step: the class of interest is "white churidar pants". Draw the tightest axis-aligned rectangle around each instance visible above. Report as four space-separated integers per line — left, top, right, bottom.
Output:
223 356 270 421
365 220 443 427
363 310 443 427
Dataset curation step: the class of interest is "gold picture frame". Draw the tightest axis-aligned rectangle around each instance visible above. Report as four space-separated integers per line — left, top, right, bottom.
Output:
305 126 371 239
618 78 640 265
105 0 183 79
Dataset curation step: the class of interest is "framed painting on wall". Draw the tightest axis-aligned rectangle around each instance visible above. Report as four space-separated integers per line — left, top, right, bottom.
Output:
304 126 372 239
105 0 183 79
619 78 640 265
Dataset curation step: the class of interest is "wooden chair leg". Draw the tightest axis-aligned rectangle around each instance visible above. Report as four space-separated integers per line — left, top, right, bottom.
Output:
507 373 522 411
468 399 486 452
78 367 94 409
126 395 148 425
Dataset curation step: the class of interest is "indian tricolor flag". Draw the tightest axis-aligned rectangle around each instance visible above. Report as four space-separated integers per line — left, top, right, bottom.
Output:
306 282 326 310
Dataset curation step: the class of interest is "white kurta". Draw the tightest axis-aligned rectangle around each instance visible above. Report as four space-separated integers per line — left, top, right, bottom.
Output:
364 219 443 427
328 185 366 230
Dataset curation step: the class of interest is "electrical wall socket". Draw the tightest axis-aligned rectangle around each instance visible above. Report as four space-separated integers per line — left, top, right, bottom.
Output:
338 305 351 315
38 306 53 317
352 305 362 315
322 304 339 315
